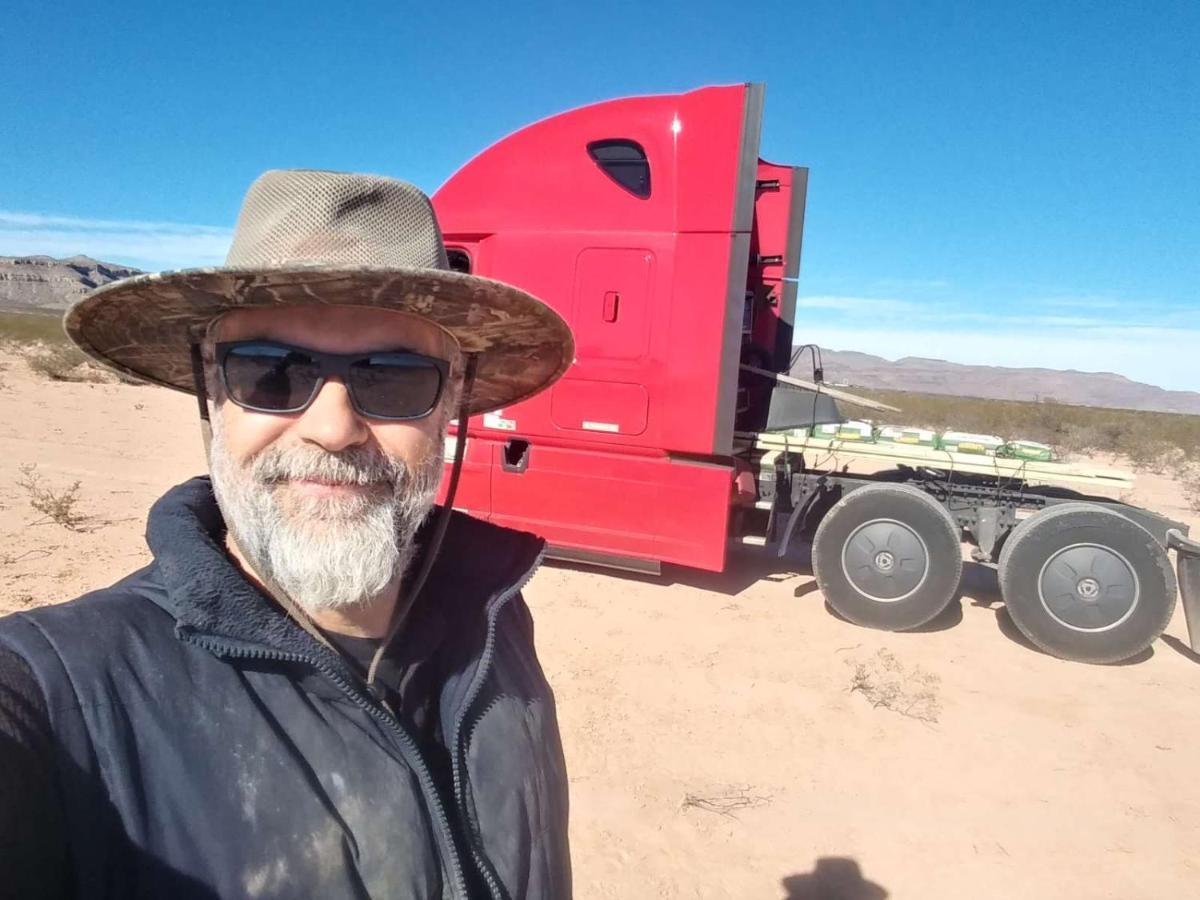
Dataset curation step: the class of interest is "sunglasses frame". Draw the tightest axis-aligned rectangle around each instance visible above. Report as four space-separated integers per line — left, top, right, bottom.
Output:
214 339 451 421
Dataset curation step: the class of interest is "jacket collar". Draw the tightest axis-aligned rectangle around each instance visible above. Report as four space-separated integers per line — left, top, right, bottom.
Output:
144 476 544 665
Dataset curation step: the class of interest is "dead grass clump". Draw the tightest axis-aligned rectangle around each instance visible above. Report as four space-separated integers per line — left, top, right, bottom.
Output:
0 548 52 566
17 464 87 530
846 648 941 724
680 785 772 819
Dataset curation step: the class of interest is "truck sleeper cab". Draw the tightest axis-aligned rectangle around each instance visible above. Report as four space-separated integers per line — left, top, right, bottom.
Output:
434 82 808 573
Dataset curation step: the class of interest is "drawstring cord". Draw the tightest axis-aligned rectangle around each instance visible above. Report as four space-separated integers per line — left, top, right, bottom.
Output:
367 353 478 689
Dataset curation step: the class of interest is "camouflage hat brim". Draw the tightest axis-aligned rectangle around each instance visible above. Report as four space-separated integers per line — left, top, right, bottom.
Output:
63 265 575 416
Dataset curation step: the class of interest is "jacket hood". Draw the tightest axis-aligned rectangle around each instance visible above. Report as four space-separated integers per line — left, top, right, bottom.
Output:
144 476 545 665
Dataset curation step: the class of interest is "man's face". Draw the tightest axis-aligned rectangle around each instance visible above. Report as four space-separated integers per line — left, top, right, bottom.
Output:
206 305 460 614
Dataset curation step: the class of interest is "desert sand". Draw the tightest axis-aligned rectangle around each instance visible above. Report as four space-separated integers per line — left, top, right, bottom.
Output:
1 356 1197 900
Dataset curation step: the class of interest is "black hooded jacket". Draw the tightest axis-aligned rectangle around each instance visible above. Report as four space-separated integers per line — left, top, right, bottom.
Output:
0 477 571 899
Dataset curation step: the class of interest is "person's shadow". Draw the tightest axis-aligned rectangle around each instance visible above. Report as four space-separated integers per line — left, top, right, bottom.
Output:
782 857 888 900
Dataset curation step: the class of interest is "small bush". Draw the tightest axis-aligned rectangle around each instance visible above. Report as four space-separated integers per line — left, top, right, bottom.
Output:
17 464 86 530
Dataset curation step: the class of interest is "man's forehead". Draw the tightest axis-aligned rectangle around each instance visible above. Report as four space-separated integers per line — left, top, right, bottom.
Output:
212 305 457 358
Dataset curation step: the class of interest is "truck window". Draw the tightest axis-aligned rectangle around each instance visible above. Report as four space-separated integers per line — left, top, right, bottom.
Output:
587 139 651 199
446 248 471 273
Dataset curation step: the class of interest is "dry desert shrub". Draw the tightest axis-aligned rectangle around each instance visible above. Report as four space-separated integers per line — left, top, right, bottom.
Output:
1122 440 1185 474
846 648 941 724
1176 463 1200 514
852 389 1200 463
26 344 110 383
0 310 67 345
17 340 141 386
16 464 86 530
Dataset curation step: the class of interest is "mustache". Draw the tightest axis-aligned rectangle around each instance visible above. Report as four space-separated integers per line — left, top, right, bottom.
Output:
248 445 406 488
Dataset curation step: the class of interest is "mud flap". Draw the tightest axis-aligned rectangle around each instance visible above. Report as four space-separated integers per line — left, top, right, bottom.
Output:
1168 530 1200 653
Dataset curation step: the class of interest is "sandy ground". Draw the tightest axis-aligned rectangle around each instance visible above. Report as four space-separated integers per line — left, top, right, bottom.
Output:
1 355 1198 900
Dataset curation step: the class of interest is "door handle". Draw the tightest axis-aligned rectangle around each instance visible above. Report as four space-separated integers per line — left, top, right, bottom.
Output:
602 291 620 323
501 439 530 474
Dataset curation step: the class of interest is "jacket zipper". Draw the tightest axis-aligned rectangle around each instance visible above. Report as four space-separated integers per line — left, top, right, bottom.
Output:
183 637 472 900
447 549 546 900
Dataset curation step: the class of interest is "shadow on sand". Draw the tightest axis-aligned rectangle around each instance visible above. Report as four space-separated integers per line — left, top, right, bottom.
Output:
781 857 888 900
547 547 1172 664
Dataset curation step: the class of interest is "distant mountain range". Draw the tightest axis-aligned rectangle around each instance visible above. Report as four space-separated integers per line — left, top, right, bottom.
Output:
809 349 1200 415
1 255 1194 415
0 255 141 312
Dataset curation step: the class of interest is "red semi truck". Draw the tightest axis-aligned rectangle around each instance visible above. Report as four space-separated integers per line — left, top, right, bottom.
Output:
433 82 1200 665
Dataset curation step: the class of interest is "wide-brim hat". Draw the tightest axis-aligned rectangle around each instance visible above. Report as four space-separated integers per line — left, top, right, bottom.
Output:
64 169 575 415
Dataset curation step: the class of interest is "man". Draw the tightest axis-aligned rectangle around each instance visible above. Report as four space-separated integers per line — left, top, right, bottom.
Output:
0 170 575 899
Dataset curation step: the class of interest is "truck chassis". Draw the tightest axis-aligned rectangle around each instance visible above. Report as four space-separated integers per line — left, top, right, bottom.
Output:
733 438 1200 664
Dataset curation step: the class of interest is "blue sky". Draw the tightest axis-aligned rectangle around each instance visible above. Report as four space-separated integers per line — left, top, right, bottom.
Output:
2 1 1197 390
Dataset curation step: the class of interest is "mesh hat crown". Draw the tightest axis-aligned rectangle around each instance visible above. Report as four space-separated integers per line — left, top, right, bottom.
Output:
64 169 574 415
226 170 450 270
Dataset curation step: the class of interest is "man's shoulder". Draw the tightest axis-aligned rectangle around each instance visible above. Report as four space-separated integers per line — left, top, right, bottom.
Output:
443 509 542 551
0 563 171 647
439 510 545 577
0 564 182 712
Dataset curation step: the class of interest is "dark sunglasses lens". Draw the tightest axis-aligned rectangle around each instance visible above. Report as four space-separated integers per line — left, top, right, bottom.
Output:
349 355 443 418
223 345 319 411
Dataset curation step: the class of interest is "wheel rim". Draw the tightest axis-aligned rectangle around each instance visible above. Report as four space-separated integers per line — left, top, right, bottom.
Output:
840 518 930 602
1037 542 1140 633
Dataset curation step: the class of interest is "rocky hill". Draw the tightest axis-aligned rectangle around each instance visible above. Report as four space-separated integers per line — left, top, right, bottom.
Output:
810 348 1200 415
0 255 141 312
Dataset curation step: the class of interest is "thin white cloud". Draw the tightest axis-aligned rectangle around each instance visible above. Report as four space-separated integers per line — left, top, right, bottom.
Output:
1038 294 1125 310
0 210 233 271
868 277 952 292
794 295 921 314
798 291 1200 333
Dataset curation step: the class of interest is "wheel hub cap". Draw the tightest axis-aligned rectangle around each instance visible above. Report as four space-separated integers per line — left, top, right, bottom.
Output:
1038 543 1139 632
841 519 930 603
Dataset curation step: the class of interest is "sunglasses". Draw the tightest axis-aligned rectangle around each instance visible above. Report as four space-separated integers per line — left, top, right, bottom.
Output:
214 340 450 420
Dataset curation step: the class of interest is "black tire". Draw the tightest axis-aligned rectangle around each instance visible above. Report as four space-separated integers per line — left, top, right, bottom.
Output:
995 501 1094 574
997 504 1176 664
811 483 963 631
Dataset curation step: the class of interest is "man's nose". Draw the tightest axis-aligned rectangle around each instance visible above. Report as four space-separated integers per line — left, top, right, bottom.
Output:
293 378 370 452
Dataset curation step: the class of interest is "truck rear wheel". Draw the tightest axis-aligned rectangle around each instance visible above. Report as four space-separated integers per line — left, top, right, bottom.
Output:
997 504 1176 664
812 484 963 631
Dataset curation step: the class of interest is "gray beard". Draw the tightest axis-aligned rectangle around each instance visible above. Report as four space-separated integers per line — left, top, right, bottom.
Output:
208 413 443 616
